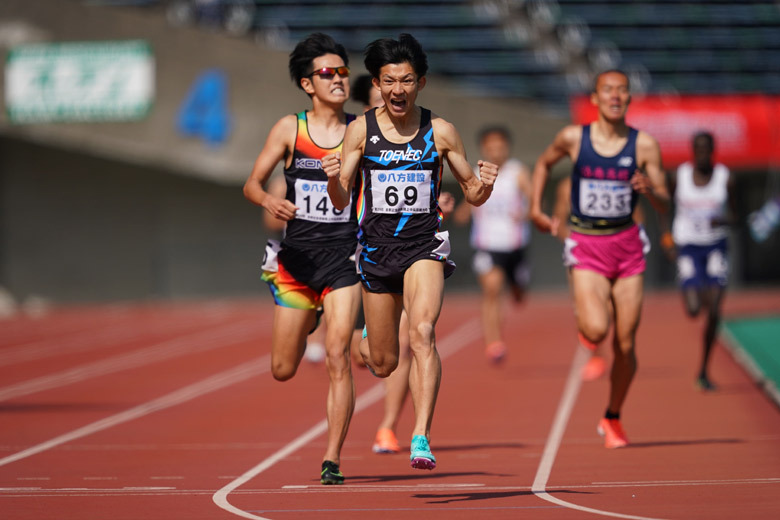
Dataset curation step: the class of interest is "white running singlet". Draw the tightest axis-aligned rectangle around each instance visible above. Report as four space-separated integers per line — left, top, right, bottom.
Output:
470 158 530 252
672 161 730 246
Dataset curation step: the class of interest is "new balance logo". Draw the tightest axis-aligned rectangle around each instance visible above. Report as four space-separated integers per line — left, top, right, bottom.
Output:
617 156 633 167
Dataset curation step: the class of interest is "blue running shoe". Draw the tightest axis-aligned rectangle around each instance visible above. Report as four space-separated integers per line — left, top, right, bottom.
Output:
410 435 436 470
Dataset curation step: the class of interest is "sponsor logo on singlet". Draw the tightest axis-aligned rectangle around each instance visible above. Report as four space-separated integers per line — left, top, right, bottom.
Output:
378 149 423 162
295 158 323 170
617 156 633 167
370 135 380 144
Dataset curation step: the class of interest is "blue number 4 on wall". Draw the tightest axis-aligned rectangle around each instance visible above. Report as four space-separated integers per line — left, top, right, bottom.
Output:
177 69 231 145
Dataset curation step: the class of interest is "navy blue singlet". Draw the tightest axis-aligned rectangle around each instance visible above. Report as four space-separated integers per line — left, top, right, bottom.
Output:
570 124 639 234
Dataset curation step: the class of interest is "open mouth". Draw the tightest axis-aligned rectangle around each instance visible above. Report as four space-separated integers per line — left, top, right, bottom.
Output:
389 98 407 111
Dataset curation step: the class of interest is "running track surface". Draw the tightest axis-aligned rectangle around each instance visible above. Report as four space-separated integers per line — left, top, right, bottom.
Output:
1 290 779 520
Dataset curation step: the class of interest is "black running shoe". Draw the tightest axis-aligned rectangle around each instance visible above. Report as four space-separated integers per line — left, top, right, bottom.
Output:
695 375 717 392
320 460 344 485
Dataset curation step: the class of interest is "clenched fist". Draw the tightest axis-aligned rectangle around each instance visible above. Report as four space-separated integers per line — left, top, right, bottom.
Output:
477 160 498 187
322 152 341 179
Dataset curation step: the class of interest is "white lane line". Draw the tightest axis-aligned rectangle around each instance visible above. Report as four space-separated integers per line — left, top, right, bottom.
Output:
212 318 481 520
0 312 223 368
593 478 780 486
5 478 779 499
531 345 669 520
0 355 270 468
0 320 264 401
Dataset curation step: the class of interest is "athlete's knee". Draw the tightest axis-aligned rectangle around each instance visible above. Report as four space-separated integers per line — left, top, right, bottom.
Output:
683 289 701 317
325 345 351 376
369 352 399 378
684 300 700 318
579 321 609 345
612 338 636 364
482 280 503 300
409 320 435 345
271 360 298 382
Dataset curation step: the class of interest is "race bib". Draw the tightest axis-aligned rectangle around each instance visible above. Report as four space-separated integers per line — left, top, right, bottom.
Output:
294 179 351 223
370 170 431 214
579 179 632 219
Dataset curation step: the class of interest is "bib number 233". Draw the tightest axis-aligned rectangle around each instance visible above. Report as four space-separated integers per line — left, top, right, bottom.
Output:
579 179 632 219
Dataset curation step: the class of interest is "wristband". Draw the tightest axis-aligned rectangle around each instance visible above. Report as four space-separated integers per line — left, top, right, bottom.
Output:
661 231 674 250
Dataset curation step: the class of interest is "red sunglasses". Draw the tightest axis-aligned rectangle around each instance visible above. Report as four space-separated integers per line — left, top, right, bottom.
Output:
307 66 350 79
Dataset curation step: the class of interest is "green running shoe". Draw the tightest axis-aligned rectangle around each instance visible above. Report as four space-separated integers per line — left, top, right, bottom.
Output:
410 435 436 470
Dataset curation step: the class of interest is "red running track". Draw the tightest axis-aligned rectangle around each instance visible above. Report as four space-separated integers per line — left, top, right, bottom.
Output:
0 291 778 519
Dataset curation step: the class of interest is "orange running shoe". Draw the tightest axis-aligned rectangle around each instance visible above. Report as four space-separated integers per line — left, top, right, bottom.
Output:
578 332 599 352
372 428 400 454
597 418 629 449
485 341 507 363
582 355 607 381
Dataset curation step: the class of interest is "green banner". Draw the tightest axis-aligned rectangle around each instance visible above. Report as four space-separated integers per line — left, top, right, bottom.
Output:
5 40 154 123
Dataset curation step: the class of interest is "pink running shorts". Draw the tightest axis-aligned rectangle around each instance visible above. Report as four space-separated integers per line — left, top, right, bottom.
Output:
563 224 647 279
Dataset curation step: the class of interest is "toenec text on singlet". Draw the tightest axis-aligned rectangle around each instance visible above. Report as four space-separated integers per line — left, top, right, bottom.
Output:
282 110 358 247
357 107 443 242
570 124 639 235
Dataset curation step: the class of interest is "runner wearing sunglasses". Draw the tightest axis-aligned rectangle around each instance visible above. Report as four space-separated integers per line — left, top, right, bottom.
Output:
243 33 359 485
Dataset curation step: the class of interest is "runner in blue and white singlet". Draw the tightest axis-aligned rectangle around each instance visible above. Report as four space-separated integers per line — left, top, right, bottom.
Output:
668 131 735 391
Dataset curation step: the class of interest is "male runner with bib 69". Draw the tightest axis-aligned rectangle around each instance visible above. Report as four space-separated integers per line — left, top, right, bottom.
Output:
323 34 498 471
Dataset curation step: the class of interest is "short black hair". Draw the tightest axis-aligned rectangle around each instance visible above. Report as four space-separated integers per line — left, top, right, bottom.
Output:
364 33 428 79
351 74 374 106
288 33 349 91
478 125 512 145
593 69 629 92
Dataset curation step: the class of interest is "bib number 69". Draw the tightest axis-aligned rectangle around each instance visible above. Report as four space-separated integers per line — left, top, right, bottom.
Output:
385 185 418 207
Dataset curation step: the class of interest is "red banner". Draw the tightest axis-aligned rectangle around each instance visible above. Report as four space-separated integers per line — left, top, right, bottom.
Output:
570 94 780 169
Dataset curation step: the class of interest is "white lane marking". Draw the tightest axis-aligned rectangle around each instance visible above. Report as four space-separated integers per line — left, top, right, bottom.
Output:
0 355 270 468
281 483 485 490
212 318 481 520
0 311 226 367
4 478 779 498
0 320 263 401
531 345 669 520
592 478 780 486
